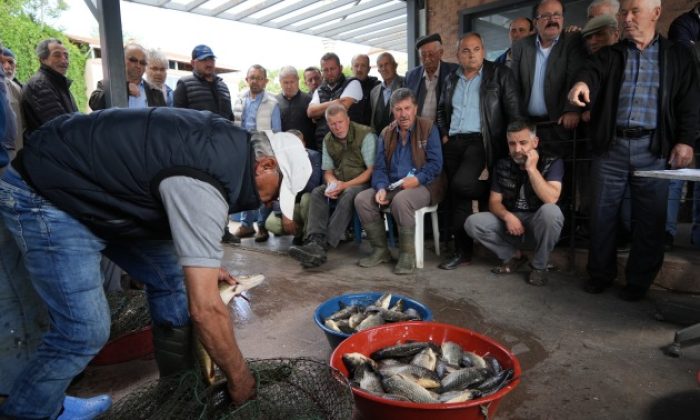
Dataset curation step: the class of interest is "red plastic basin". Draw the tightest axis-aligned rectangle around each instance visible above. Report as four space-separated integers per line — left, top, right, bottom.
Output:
329 321 521 420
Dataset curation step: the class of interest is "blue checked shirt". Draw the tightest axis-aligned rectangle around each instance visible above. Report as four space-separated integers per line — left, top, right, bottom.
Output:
616 36 660 129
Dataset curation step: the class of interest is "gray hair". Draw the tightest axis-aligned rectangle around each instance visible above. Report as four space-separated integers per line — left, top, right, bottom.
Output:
351 54 370 66
456 32 484 50
147 49 168 67
588 0 620 16
36 38 63 60
376 52 397 66
247 64 267 79
324 103 348 120
279 65 298 80
250 131 275 161
389 88 417 109
124 42 146 55
507 120 537 138
320 52 341 67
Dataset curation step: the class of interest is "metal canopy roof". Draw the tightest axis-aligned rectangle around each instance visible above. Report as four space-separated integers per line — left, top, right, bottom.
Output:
124 0 407 52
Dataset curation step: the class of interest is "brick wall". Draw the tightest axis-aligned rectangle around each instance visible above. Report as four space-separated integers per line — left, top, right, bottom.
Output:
427 0 698 64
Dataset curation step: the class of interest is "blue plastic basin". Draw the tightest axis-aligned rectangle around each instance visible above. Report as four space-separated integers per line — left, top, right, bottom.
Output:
313 291 433 349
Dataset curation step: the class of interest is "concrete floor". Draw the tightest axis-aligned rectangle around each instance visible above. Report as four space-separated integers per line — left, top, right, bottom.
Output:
72 226 700 420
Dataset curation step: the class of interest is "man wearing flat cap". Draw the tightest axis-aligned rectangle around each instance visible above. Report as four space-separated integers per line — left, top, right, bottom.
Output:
174 44 234 121
582 14 619 55
0 107 311 419
405 33 459 123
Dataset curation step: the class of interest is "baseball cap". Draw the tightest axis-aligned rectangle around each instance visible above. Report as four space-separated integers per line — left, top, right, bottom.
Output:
582 15 618 38
265 131 312 219
191 44 216 61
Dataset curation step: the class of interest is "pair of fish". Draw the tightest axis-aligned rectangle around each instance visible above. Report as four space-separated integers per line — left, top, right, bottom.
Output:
324 293 422 334
342 340 514 404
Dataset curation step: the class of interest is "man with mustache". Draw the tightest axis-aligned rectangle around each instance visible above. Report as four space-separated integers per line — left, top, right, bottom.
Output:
465 120 564 286
510 0 586 158
21 38 78 138
568 0 699 301
354 88 444 275
436 33 522 270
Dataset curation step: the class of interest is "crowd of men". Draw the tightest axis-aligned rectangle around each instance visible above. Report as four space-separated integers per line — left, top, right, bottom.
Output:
1 0 699 418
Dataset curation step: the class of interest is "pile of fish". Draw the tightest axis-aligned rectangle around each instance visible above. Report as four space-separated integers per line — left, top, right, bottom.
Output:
342 340 514 404
323 293 422 334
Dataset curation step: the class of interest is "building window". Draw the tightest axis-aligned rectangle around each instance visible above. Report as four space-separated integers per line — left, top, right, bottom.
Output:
460 0 589 61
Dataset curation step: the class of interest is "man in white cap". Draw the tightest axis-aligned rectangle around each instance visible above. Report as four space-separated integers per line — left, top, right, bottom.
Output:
0 107 311 419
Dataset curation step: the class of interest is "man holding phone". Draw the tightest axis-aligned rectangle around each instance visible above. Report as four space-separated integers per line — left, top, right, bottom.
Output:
465 121 564 286
354 88 444 275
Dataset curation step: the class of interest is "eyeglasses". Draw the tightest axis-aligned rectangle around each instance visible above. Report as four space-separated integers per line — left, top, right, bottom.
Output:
128 57 147 66
536 12 563 20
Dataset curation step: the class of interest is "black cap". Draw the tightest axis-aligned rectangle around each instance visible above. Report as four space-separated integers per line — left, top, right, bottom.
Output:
416 33 442 50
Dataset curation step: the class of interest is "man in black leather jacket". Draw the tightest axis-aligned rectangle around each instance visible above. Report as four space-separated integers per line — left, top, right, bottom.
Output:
436 32 523 270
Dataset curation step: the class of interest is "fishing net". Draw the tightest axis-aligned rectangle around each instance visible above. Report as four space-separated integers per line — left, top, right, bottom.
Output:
106 289 151 340
102 358 355 420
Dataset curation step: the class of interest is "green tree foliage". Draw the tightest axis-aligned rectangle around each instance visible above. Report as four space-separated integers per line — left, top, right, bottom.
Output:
1 2 88 111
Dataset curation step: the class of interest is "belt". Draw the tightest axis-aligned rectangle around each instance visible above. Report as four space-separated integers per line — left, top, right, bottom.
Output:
615 126 654 139
451 133 482 141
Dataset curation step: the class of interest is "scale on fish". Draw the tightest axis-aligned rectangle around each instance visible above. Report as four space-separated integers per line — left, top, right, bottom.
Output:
323 293 422 334
195 273 265 385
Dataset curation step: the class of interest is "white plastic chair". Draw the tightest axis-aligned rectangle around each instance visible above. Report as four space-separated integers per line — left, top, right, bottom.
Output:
384 204 440 269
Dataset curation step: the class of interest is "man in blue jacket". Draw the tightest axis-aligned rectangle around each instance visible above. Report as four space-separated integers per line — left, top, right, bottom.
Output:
0 108 311 419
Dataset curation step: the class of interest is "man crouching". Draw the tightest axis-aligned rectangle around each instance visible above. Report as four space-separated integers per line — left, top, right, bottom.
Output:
465 120 564 286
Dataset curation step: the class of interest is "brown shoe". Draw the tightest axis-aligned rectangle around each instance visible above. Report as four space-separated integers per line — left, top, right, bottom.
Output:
491 255 528 274
234 225 256 239
255 227 269 242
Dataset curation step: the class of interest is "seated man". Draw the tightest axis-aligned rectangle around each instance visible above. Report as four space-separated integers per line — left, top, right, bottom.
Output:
465 121 564 286
354 88 443 275
264 130 322 244
289 104 376 268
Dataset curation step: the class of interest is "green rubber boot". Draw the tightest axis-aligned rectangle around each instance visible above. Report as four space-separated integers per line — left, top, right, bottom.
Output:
394 226 416 275
358 220 392 267
152 324 195 378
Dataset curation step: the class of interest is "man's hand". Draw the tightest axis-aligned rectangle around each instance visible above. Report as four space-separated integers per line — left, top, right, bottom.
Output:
218 267 237 286
669 144 694 169
128 82 140 97
282 215 297 235
227 367 257 406
441 135 449 145
504 213 525 236
581 110 591 123
565 25 582 33
568 82 590 107
524 149 540 173
402 176 420 190
558 112 580 130
324 181 345 199
375 188 389 206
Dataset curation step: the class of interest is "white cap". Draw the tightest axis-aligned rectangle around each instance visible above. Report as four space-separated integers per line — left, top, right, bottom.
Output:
266 131 312 219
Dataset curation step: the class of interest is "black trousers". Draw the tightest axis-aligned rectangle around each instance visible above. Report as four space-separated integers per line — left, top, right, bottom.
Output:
442 135 489 257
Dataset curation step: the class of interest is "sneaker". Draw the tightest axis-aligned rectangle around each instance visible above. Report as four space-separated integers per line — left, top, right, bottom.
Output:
58 395 112 420
222 229 240 244
527 267 548 286
234 225 256 239
255 227 269 243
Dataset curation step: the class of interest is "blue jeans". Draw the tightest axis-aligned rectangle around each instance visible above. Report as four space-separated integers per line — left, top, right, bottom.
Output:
665 179 684 237
0 168 190 419
239 205 273 228
587 136 668 290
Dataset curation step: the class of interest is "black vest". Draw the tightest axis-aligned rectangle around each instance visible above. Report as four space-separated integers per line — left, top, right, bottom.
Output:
372 88 393 134
314 74 357 150
15 108 259 239
276 91 315 147
495 155 558 212
347 76 379 127
178 73 234 120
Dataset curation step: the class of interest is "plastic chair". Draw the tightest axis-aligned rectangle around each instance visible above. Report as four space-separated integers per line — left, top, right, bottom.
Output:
384 204 440 269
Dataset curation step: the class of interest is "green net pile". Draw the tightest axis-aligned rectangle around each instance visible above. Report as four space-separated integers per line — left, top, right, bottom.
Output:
102 358 355 420
106 290 151 340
